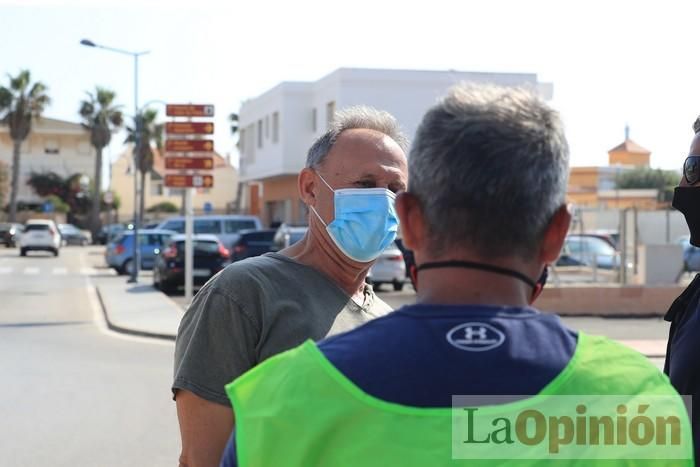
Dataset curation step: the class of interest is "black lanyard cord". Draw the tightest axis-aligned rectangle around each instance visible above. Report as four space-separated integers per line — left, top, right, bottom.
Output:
416 260 537 289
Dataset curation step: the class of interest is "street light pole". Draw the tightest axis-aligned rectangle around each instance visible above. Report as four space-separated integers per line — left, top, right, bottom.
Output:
80 39 149 283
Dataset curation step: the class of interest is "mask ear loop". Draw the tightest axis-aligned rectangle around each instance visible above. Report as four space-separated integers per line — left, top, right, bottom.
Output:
307 171 335 228
530 266 549 303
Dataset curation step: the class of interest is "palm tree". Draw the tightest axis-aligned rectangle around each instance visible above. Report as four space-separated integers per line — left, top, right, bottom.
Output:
79 87 123 237
125 108 163 226
0 70 51 221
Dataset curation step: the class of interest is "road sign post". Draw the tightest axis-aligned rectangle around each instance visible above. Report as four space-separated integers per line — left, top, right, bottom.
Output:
164 103 215 305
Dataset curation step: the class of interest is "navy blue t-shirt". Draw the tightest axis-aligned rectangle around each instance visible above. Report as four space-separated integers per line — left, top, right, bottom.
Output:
221 304 577 466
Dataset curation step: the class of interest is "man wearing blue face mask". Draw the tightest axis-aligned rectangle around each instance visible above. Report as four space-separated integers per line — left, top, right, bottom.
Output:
173 106 408 467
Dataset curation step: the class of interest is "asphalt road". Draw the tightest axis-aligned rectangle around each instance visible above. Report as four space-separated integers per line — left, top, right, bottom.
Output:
0 246 179 467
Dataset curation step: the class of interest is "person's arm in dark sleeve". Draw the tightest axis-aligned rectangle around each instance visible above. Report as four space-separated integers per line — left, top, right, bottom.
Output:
173 286 260 467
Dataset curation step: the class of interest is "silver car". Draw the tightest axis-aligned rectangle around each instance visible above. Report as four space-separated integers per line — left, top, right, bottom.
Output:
367 243 406 291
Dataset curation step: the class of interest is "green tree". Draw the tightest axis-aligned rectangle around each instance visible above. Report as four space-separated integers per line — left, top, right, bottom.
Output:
79 87 123 237
615 167 680 202
0 70 51 221
146 201 178 213
26 172 92 216
125 108 163 226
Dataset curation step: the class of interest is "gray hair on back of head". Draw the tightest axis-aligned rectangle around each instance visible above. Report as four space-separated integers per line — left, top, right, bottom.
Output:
306 105 409 168
409 83 570 259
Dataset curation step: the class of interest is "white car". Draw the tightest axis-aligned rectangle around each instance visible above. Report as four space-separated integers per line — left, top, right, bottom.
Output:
19 219 61 256
367 243 406 291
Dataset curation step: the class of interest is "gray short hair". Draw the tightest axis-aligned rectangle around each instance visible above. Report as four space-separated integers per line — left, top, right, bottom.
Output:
306 106 409 168
410 83 570 259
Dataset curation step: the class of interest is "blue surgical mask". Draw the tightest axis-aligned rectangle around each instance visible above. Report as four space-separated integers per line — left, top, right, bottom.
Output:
309 173 399 263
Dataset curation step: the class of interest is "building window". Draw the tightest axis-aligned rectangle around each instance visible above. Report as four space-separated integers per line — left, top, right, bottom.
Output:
151 181 164 196
312 108 317 132
326 101 336 129
257 119 263 148
272 112 279 143
238 128 246 155
246 123 256 163
44 139 59 155
265 115 270 139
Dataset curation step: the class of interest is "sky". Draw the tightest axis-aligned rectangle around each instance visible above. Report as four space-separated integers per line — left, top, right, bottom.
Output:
1 0 699 184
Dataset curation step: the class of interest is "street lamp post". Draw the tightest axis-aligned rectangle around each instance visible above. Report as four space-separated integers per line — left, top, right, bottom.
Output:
80 39 150 283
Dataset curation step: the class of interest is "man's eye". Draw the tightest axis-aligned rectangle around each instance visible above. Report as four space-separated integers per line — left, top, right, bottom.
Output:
356 180 375 188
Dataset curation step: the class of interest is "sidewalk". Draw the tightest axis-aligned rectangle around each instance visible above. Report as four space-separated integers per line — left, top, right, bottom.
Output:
90 276 669 360
93 276 182 340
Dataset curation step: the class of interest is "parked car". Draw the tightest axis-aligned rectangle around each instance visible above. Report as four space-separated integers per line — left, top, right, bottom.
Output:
0 223 23 248
231 229 278 261
105 229 175 275
576 230 620 251
677 235 700 272
58 224 91 246
19 219 61 256
153 234 231 293
367 242 406 291
273 224 308 250
156 215 262 248
96 223 126 245
557 234 620 270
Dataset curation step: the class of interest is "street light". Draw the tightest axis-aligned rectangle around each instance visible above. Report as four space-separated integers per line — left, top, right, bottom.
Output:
80 38 150 283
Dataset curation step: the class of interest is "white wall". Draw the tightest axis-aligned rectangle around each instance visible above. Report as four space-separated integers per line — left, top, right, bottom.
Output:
238 68 551 182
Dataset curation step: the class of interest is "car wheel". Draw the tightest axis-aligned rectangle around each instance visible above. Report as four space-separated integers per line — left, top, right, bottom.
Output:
123 259 135 276
160 280 176 294
20 248 26 257
393 281 404 292
372 282 382 292
53 248 60 257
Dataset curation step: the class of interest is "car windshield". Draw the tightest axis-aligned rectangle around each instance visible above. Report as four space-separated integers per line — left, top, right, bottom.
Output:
175 240 220 253
567 237 616 257
24 224 50 232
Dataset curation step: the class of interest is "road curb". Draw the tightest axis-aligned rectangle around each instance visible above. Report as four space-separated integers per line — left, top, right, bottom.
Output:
94 285 176 341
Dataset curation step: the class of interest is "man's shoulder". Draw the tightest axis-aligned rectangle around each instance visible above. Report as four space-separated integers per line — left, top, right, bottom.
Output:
574 333 674 393
209 253 299 290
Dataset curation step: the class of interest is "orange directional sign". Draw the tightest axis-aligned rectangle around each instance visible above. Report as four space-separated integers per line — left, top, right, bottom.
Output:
166 122 214 135
165 157 214 170
164 174 214 188
166 104 215 117
165 139 214 152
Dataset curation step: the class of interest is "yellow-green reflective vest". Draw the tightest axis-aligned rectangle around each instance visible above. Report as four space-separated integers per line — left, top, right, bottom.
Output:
227 332 693 466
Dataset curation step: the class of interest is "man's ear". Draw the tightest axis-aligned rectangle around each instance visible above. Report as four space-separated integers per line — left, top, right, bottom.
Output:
396 192 427 252
540 204 572 264
298 168 316 206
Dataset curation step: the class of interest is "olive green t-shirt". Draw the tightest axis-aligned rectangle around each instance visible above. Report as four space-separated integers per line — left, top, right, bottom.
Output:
173 253 392 406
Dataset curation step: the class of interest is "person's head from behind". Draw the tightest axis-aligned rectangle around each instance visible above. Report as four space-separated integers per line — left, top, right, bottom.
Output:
396 84 571 302
672 117 700 247
299 106 408 264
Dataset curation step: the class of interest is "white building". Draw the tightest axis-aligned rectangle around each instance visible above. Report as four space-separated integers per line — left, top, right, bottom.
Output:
237 68 553 226
0 117 94 206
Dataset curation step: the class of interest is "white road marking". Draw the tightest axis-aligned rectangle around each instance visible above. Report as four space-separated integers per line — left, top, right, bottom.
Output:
52 267 68 275
0 267 12 274
23 267 40 275
79 252 173 346
80 267 98 276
